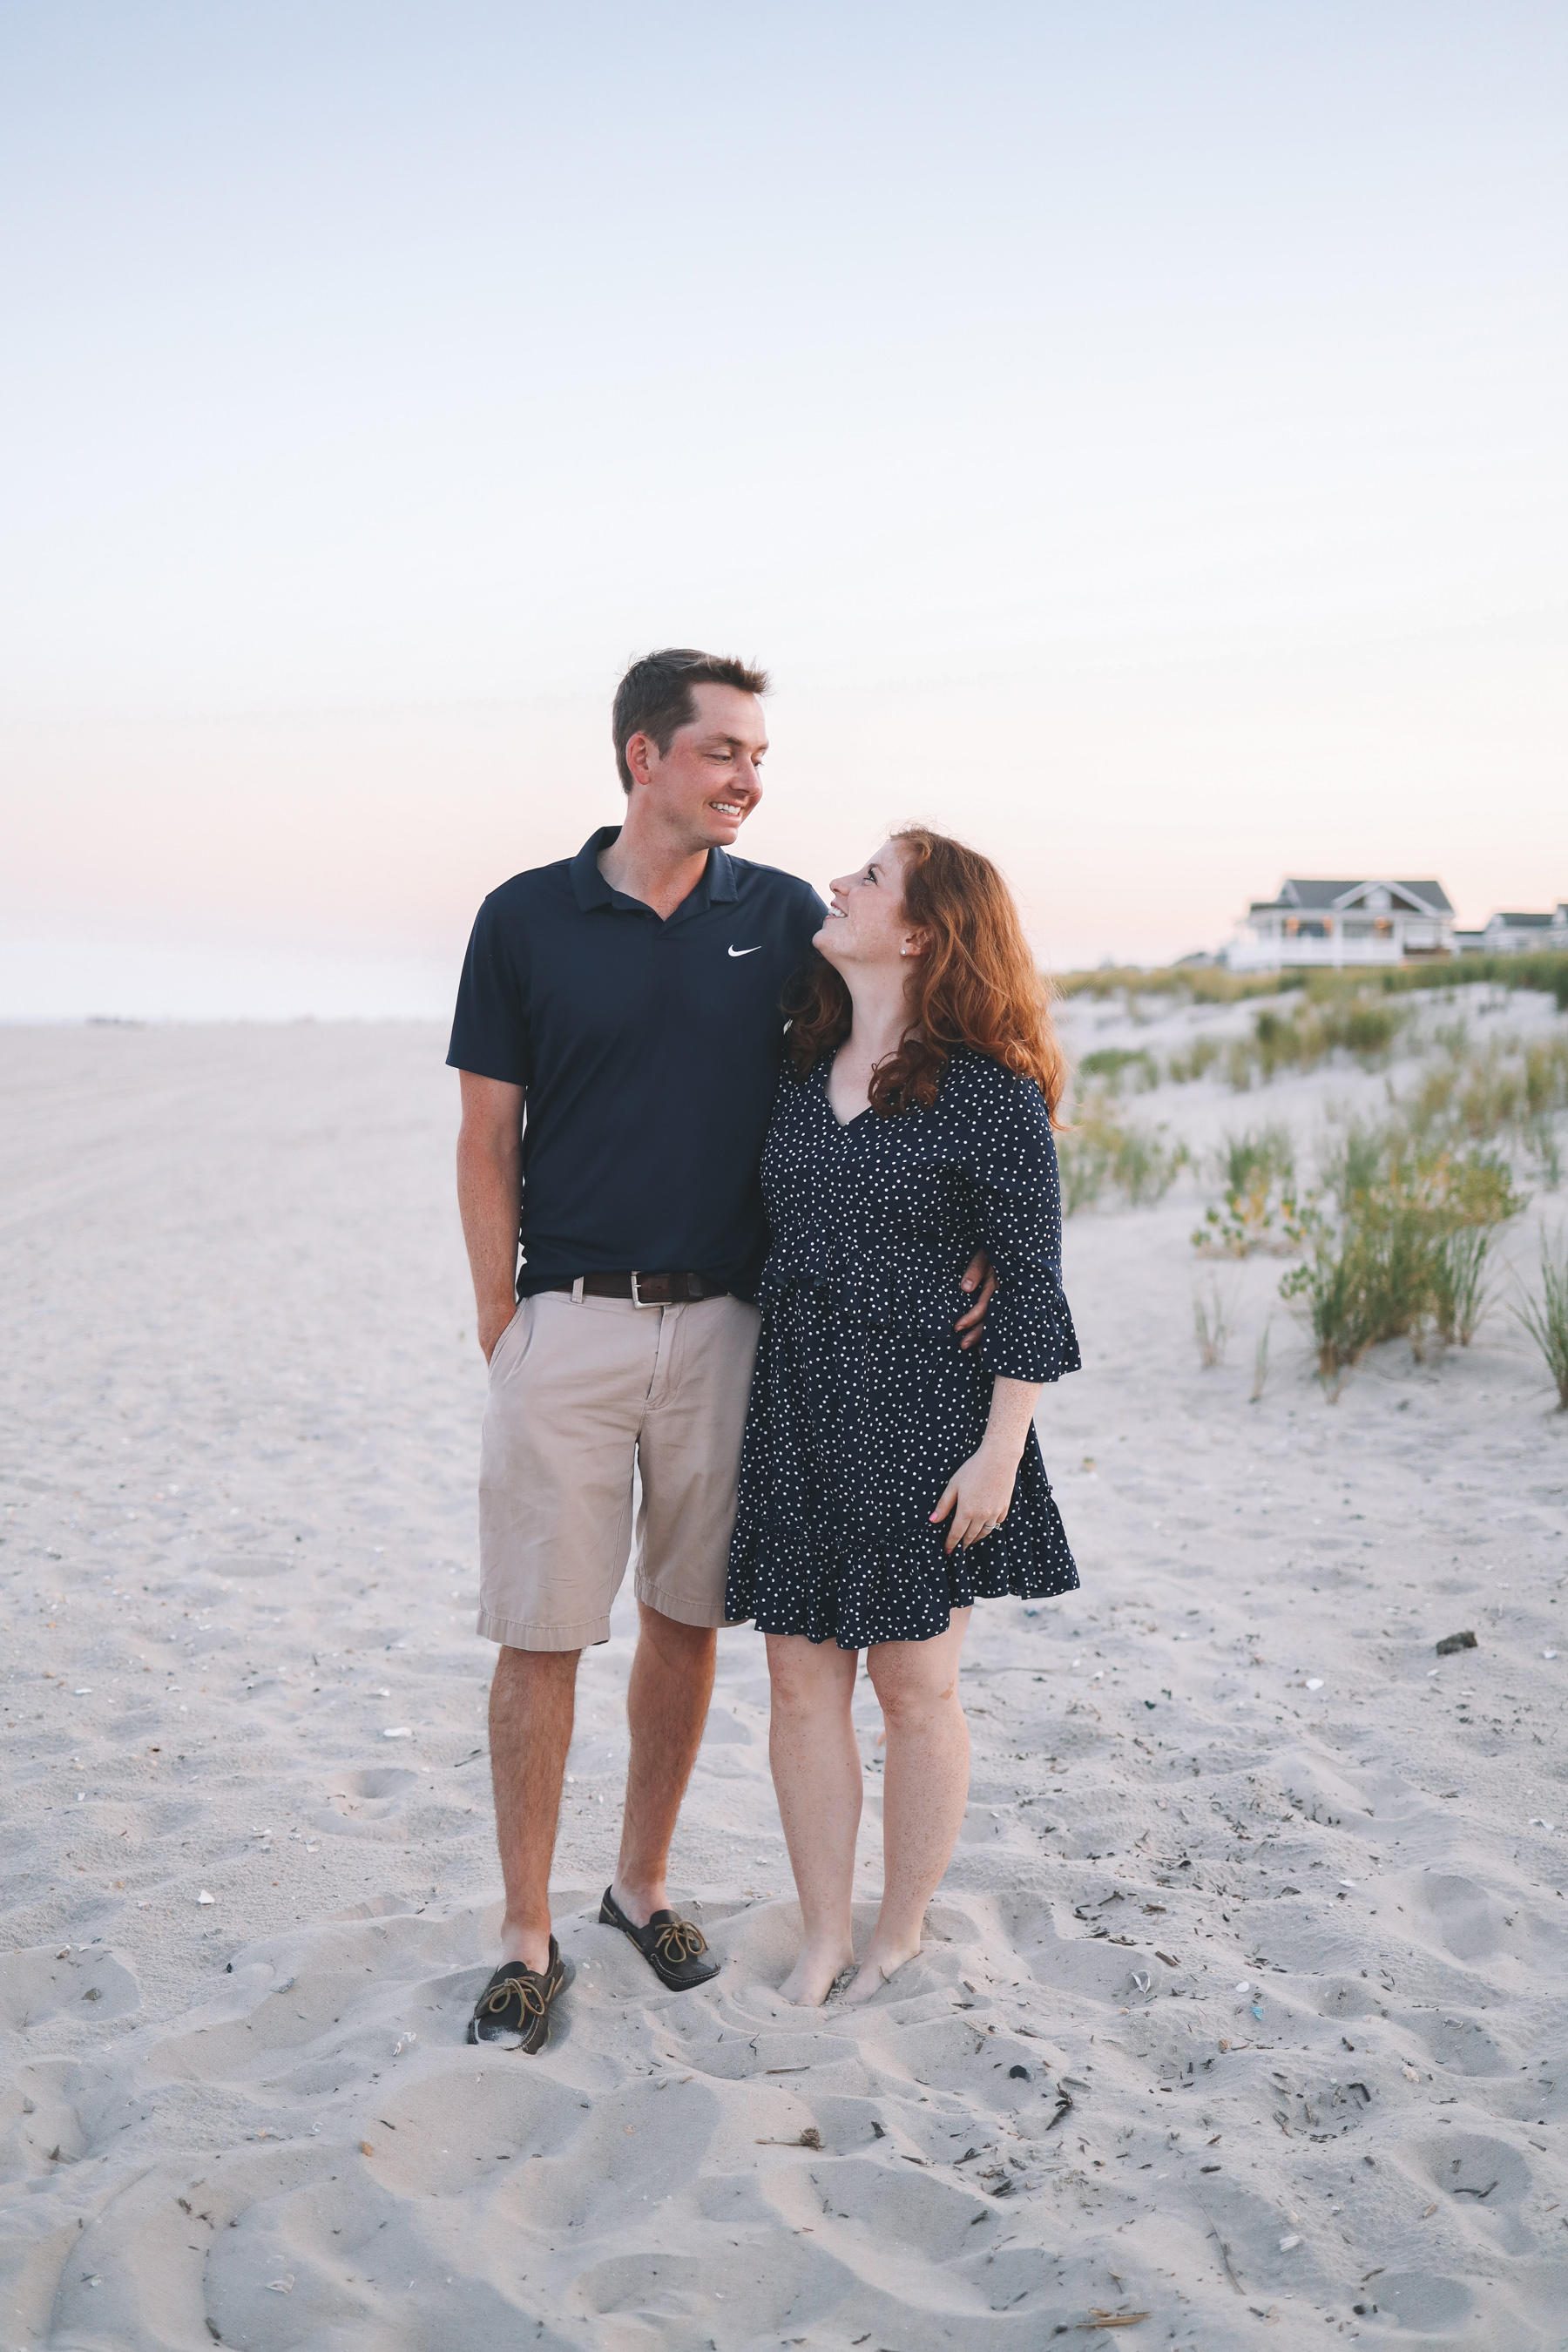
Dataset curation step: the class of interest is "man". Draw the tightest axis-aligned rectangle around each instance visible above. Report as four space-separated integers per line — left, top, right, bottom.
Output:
449 649 990 2051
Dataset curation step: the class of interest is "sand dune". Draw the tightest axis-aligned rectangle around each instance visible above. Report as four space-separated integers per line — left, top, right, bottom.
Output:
3 1012 1565 2349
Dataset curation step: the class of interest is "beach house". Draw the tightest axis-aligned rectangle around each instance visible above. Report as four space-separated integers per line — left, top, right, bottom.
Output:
1227 879 1455 971
1456 904 1568 955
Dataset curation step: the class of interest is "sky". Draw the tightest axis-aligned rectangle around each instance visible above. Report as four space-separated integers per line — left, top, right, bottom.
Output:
3 0 1565 1017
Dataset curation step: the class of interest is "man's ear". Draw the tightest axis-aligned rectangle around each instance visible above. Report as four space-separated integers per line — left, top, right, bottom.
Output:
624 730 659 790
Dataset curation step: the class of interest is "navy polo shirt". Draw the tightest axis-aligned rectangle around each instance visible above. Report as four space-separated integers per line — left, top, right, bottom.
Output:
448 828 827 1301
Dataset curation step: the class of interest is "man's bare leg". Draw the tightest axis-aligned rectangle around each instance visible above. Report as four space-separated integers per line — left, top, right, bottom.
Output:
611 1601 717 1926
490 1644 579 1972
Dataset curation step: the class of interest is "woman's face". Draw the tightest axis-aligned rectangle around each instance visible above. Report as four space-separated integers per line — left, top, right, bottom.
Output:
814 838 921 972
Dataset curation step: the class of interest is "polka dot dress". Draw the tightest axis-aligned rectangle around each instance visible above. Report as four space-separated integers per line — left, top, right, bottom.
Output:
725 1047 1082 1649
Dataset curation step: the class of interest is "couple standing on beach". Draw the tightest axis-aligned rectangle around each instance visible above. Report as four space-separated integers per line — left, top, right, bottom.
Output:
449 651 1081 2052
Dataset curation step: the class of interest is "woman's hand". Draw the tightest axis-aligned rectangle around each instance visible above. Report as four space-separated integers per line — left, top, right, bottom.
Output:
929 1441 1019 1554
929 1375 1044 1553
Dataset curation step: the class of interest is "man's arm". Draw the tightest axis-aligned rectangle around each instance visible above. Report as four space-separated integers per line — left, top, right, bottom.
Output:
955 1253 997 1350
456 1071 525 1362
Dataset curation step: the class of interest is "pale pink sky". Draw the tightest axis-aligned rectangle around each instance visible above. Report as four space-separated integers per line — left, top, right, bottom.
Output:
3 3 1564 1014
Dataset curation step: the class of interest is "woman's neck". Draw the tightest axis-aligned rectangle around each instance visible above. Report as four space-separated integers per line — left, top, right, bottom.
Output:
841 966 918 1067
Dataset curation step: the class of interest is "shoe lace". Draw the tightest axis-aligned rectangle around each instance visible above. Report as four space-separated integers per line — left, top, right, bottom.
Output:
653 1918 707 1965
486 1975 547 2019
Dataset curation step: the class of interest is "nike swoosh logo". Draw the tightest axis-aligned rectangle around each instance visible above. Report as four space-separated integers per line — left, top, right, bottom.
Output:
727 944 762 958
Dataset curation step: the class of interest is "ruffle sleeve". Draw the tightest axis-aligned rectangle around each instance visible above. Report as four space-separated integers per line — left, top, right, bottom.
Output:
953 1061 1081 1383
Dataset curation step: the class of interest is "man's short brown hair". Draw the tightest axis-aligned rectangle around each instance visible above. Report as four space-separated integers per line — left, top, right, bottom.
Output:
612 649 770 794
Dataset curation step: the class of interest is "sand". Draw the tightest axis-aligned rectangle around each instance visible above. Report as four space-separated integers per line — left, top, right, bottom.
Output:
2 1004 1565 2350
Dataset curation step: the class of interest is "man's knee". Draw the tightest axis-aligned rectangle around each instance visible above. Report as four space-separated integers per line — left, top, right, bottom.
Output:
492 1644 580 1700
635 1602 718 1662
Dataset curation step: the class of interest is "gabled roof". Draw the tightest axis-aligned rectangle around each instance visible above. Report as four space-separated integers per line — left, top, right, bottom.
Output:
1485 910 1556 930
1251 877 1454 916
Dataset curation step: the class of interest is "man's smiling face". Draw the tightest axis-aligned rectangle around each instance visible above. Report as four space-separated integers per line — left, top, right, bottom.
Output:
625 681 767 852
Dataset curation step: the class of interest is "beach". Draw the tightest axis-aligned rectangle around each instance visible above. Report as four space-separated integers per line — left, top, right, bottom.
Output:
2 1010 1565 2349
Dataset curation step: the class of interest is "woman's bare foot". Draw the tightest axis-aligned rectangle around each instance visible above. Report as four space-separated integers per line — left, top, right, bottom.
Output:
779 1942 856 2007
836 1943 921 2005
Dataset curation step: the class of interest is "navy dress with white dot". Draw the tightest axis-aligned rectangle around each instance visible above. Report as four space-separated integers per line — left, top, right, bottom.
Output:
725 1046 1081 1649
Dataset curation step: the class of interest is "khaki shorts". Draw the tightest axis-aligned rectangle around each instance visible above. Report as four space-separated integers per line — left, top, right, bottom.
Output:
476 1288 761 1652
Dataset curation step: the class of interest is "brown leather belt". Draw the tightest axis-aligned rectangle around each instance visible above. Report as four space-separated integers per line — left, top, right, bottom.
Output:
547 1271 729 1306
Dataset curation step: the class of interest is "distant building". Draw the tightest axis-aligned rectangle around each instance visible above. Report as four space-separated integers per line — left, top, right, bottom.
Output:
1227 879 1455 971
1463 905 1568 955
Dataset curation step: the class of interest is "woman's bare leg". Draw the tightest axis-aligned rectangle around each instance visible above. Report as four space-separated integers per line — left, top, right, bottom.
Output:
841 1609 971 2003
765 1632 862 2004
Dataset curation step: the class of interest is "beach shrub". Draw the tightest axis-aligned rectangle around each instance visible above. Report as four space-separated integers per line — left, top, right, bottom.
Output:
1457 1051 1524 1140
1052 952 1568 1013
1077 1046 1159 1094
1402 1058 1461 1141
1058 1120 1118 1215
1282 1221 1378 1399
1429 1226 1497 1348
1514 1230 1568 1409
1221 1125 1295 1197
1525 1114 1564 1190
1395 1029 1568 1158
1166 1034 1224 1084
1226 1037 1256 1092
1321 1120 1385 1210
1522 1040 1568 1188
1113 1124 1188 1205
1193 1125 1302 1257
1281 1126 1528 1396
1339 1001 1404 1063
1059 1092 1188 1214
1524 1034 1568 1115
1222 994 1416 1090
1055 965 1308 1005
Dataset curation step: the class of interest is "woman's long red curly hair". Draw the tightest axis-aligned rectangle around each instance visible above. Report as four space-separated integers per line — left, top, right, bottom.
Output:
784 828 1068 1125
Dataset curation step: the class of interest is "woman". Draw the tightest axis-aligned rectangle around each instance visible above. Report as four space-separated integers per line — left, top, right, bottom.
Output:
726 828 1080 2006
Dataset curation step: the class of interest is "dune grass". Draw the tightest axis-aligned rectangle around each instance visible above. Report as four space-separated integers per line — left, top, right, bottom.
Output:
1514 1231 1568 1409
1249 1319 1272 1403
1058 1092 1188 1215
1193 1126 1300 1256
1193 1274 1240 1368
1225 996 1416 1090
1077 1045 1159 1093
1055 950 1568 1011
1061 962 1567 1400
1280 1126 1528 1398
1397 1030 1568 1166
1166 1034 1225 1084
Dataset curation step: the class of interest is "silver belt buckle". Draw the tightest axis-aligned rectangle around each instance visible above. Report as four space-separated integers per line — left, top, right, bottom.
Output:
629 1271 651 1308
